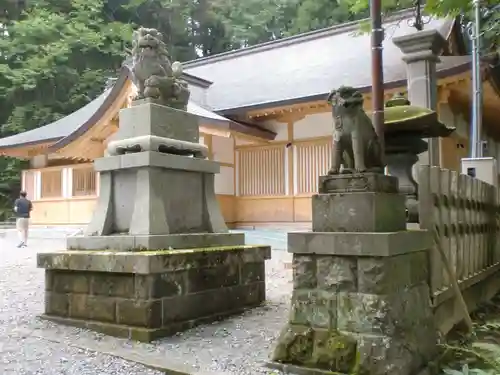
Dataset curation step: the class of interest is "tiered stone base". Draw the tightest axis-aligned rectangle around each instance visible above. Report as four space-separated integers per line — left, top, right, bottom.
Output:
67 232 245 251
37 245 270 342
269 171 438 375
270 231 437 375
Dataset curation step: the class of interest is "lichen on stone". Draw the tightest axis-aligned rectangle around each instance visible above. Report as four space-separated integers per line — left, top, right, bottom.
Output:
309 329 358 373
383 105 434 124
67 245 261 256
271 325 314 364
272 324 359 374
136 245 259 255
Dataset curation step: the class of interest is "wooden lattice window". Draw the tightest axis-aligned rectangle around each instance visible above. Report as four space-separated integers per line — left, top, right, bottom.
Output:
72 167 97 197
40 170 62 198
295 139 331 194
237 145 286 196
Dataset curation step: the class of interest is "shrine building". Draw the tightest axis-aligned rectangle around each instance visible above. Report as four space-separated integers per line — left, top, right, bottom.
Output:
1 11 500 229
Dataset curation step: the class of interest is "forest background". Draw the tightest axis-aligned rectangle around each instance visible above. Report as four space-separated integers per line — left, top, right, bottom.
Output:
0 0 498 217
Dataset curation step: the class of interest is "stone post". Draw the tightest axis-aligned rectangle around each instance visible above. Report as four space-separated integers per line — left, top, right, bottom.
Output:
268 173 438 375
393 29 446 166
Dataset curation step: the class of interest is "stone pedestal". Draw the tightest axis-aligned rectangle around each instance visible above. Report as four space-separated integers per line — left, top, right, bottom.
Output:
269 174 438 375
38 246 270 342
74 151 235 250
38 97 271 341
75 101 234 251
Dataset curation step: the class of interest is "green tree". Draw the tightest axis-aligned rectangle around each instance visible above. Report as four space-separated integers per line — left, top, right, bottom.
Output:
0 0 133 134
343 0 499 52
109 0 199 61
0 156 22 220
286 0 368 35
0 0 133 212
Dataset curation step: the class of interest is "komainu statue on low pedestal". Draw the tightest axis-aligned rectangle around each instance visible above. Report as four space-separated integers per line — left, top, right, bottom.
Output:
326 86 385 174
131 27 190 110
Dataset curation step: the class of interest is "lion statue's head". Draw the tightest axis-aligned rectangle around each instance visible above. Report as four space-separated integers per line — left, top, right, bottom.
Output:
326 86 364 115
132 27 169 59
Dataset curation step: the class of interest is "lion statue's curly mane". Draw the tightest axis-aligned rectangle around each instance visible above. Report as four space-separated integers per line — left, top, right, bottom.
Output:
130 27 190 110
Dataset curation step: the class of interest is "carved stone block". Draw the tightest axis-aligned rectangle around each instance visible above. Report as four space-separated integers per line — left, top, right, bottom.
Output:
312 192 406 232
318 173 398 194
115 101 198 143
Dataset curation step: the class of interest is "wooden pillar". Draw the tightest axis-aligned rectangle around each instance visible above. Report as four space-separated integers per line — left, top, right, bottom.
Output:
62 167 73 198
21 170 26 192
234 137 239 197
205 134 213 160
287 121 294 197
34 171 41 200
96 172 101 197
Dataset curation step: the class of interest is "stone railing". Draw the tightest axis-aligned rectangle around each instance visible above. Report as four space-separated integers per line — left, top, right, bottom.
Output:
417 165 500 333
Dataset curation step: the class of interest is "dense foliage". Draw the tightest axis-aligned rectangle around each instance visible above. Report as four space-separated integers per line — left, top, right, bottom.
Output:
344 0 499 53
0 0 498 215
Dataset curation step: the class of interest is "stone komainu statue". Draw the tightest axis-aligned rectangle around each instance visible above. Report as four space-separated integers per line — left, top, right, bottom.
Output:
326 86 385 174
131 27 190 110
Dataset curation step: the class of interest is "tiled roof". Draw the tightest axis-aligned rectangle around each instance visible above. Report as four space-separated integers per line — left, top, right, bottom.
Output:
183 13 460 112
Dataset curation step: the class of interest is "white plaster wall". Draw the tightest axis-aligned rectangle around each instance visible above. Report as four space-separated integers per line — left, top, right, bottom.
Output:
293 113 332 139
212 135 234 164
212 135 235 195
30 155 48 168
454 113 469 140
484 136 500 175
235 137 256 145
261 120 288 141
417 103 470 169
215 166 235 195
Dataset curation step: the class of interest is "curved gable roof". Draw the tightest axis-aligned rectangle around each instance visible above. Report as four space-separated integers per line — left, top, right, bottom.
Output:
0 87 116 149
0 67 275 152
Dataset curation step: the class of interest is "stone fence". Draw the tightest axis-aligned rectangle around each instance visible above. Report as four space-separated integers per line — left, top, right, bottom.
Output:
417 165 500 333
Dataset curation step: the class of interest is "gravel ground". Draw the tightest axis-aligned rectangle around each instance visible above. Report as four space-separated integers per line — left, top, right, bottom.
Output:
0 229 292 375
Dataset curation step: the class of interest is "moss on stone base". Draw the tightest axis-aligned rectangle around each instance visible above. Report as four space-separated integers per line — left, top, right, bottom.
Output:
272 325 314 364
272 325 358 374
134 245 265 255
67 244 265 255
310 329 357 373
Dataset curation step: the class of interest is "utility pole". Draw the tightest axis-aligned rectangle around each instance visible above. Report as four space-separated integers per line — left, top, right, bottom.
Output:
467 0 483 158
465 1 500 157
370 0 385 156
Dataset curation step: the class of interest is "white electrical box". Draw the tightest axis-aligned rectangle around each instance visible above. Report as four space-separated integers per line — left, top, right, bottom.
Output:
461 157 498 188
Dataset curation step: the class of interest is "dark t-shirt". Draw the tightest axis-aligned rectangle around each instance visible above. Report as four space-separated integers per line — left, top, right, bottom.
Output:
14 197 32 219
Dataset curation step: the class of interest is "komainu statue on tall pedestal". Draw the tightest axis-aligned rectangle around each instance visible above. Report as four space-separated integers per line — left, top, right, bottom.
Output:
131 27 190 110
326 86 385 174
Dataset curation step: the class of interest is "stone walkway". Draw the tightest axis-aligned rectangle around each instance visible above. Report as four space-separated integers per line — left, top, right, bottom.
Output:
0 228 292 375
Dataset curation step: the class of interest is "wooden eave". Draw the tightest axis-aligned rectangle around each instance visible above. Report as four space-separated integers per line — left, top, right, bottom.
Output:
0 141 55 159
245 70 472 123
52 80 131 160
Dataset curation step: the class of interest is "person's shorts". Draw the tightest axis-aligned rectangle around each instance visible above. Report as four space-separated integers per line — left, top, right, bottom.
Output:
16 218 30 231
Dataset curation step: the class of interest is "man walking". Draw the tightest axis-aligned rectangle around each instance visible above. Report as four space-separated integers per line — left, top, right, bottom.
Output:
13 191 32 248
